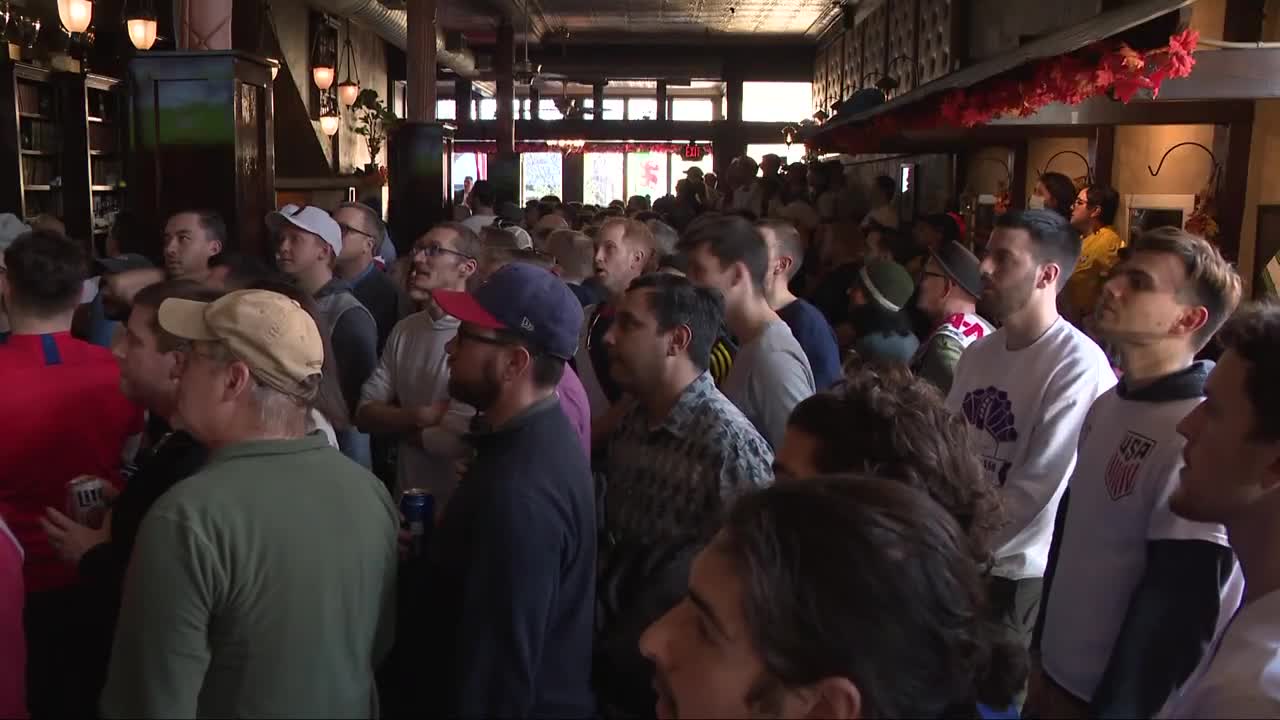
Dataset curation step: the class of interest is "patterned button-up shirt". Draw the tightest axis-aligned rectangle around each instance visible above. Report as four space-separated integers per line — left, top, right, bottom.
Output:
604 372 774 544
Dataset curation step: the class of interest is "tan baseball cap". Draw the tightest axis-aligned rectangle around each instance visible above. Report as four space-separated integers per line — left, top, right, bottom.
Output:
158 289 324 398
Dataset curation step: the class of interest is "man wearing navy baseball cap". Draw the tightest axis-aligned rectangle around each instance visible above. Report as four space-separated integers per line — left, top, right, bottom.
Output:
420 262 596 718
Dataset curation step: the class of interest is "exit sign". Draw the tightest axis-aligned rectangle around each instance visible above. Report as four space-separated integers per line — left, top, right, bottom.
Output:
683 143 705 161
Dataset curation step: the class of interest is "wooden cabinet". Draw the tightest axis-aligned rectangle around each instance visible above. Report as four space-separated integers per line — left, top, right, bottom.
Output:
0 62 125 254
0 63 66 226
126 51 275 258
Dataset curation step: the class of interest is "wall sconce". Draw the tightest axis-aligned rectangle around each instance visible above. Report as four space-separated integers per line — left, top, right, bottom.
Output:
319 112 340 136
336 18 361 106
813 109 829 123
259 0 280 79
125 0 157 50
57 0 93 34
782 125 797 148
310 14 337 90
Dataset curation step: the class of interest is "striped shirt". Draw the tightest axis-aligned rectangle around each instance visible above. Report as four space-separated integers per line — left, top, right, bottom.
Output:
603 372 773 544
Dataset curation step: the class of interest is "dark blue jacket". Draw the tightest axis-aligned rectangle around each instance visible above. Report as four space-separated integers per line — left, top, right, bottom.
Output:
423 395 597 719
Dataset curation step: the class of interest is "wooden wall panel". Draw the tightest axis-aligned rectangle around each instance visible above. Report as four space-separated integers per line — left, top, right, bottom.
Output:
861 4 889 91
887 0 920 93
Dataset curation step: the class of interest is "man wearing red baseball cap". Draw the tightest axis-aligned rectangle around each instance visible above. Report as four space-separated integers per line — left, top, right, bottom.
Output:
419 263 596 717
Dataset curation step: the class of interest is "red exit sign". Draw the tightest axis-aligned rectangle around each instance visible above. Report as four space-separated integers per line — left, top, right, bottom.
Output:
682 143 705 161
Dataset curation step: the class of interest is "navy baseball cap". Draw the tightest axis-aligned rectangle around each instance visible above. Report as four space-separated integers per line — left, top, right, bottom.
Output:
432 263 584 360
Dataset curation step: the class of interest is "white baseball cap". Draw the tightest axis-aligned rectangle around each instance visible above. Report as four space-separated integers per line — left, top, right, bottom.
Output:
266 204 342 257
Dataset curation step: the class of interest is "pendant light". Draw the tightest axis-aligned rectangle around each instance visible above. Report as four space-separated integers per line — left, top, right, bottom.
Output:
319 111 340 136
311 18 336 91
125 0 157 50
57 0 93 34
260 0 280 80
335 18 361 106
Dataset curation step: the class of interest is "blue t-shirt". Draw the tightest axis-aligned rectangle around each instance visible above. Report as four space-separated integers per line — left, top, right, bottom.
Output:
777 298 841 390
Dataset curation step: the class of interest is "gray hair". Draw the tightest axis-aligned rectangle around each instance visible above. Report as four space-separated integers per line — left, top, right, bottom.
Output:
196 340 316 434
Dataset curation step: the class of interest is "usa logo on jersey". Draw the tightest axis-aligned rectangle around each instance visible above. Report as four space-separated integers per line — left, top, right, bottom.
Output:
1104 431 1156 501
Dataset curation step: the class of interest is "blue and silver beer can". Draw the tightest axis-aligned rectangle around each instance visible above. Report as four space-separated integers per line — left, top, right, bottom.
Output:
399 489 435 558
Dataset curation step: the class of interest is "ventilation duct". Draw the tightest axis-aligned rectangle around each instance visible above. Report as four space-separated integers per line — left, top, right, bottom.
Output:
306 0 477 77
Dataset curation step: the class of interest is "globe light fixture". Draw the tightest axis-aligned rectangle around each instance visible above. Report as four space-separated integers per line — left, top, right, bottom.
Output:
319 112 340 136
58 0 93 34
126 16 157 50
313 65 335 91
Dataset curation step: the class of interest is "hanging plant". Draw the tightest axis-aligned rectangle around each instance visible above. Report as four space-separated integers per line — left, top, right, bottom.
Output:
350 89 398 164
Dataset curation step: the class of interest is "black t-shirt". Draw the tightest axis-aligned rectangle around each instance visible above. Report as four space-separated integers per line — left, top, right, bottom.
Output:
351 264 402 355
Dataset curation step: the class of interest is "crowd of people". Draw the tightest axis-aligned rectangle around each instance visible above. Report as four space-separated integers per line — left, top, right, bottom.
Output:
0 154 1277 720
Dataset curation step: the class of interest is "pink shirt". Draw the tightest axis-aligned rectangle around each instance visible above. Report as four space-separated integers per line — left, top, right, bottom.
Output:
556 366 591 459
0 515 26 719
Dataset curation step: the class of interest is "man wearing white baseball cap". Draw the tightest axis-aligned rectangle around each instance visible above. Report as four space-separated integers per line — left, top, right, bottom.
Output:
268 205 378 468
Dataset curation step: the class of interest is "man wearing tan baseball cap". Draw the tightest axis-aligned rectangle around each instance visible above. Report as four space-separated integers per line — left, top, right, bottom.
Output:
102 289 398 718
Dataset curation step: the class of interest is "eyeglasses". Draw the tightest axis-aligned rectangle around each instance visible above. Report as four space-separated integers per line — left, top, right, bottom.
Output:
338 222 375 240
413 243 475 261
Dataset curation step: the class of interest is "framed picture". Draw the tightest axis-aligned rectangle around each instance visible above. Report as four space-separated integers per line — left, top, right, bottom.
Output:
1121 194 1197 246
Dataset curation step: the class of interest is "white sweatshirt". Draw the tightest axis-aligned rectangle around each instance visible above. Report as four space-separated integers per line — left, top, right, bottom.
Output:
946 317 1116 579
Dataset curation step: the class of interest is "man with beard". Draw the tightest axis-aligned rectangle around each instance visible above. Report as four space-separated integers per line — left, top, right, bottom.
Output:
356 222 480 501
945 209 1116 654
423 263 595 717
911 241 994 394
1031 227 1243 719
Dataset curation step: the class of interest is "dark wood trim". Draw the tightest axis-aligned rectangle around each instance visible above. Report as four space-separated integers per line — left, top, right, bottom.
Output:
656 81 668 121
987 97 1255 127
1089 126 1116 186
1218 113 1254 263
495 22 514 154
451 119 791 144
1223 0 1266 42
592 83 605 123
1157 48 1280 101
1010 142 1029 208
807 0 1196 137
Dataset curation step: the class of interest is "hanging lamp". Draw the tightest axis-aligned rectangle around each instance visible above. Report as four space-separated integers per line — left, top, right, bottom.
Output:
336 18 361 106
57 0 93 34
124 0 157 50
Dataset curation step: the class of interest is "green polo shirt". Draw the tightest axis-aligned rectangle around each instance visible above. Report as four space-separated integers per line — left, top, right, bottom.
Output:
102 435 399 719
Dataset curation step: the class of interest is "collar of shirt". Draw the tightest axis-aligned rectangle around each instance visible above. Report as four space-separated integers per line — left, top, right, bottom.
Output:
630 371 715 436
206 434 332 466
314 276 354 299
350 261 378 288
1 331 71 365
471 393 561 440
1117 360 1212 403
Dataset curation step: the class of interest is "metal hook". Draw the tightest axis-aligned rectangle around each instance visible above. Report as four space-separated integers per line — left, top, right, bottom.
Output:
1038 150 1092 184
1147 141 1221 191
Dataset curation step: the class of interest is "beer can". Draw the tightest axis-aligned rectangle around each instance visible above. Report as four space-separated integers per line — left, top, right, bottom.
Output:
399 489 435 559
66 476 107 529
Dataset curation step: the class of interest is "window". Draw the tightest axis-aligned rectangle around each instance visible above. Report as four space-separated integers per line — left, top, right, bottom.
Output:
436 99 456 120
477 98 522 120
747 143 797 165
671 98 713 121
521 153 563 203
583 98 625 120
626 152 667 202
452 153 483 197
742 82 812 123
670 152 714 195
584 153 624 206
537 98 563 120
628 98 658 120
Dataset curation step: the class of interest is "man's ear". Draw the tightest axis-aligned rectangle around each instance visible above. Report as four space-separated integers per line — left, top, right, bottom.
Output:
224 361 254 402
798 677 862 719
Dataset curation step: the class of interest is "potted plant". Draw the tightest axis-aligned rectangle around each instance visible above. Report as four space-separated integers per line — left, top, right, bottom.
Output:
350 89 397 173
